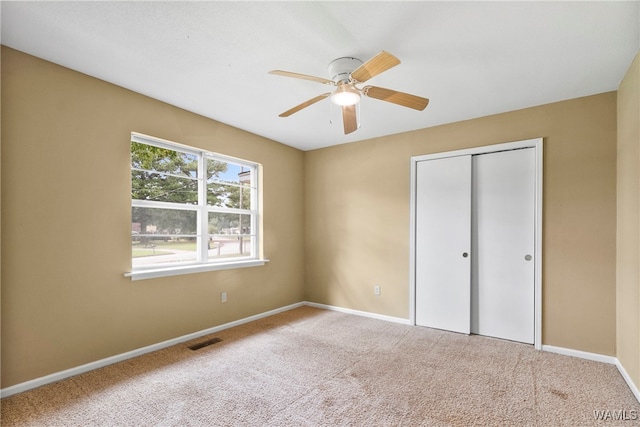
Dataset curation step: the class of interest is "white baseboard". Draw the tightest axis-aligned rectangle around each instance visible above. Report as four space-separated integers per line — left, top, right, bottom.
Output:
541 345 617 365
542 345 640 403
303 301 411 325
0 302 305 398
615 358 640 403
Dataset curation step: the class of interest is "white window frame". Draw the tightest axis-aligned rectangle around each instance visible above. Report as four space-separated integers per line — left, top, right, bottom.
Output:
125 133 266 281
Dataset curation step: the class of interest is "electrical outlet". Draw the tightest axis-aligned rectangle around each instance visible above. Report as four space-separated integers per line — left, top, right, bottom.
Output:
221 291 227 303
374 285 381 296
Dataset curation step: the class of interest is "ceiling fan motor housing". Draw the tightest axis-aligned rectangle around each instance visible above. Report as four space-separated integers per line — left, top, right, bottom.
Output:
328 57 363 83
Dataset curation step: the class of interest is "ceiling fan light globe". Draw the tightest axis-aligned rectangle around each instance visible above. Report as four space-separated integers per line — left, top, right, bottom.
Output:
331 90 360 106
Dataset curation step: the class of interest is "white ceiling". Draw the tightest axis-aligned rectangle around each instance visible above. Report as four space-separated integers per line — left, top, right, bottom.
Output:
2 1 639 151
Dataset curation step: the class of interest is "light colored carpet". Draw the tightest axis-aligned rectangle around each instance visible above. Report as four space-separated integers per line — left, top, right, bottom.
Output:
1 306 638 426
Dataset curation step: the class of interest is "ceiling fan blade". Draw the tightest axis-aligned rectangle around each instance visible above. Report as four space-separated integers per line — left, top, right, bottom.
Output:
342 105 358 134
363 86 429 111
269 70 335 86
350 51 400 83
278 93 331 117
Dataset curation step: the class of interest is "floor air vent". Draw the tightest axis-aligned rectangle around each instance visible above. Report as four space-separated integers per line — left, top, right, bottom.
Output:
188 337 223 351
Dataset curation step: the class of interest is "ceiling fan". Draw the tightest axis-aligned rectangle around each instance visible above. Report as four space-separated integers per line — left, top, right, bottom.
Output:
269 51 429 135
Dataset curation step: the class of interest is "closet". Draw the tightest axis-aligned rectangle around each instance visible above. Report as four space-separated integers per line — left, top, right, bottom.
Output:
410 139 542 345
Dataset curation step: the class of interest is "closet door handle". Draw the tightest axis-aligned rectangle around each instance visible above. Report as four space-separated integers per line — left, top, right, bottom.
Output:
462 252 469 258
524 254 532 261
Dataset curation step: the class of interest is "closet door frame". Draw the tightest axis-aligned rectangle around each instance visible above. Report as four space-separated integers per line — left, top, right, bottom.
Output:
409 138 543 350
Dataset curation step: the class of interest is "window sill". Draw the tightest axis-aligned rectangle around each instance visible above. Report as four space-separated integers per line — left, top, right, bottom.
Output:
124 259 269 281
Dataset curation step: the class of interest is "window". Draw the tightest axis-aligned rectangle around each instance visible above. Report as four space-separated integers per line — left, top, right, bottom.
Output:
127 133 264 280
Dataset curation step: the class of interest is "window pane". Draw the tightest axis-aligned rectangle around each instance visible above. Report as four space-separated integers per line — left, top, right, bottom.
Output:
132 207 197 235
132 207 198 267
207 183 252 209
131 141 197 178
131 171 198 203
208 212 252 235
207 159 252 187
132 239 198 268
208 235 254 260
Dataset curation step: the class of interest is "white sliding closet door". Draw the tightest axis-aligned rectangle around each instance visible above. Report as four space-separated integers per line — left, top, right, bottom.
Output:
413 144 538 345
415 155 471 334
471 148 535 344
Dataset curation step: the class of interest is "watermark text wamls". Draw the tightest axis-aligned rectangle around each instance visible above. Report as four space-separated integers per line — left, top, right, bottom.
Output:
593 409 638 421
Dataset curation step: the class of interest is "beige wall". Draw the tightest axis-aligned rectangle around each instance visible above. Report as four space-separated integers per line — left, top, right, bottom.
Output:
305 92 618 356
617 52 640 391
1 47 305 388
